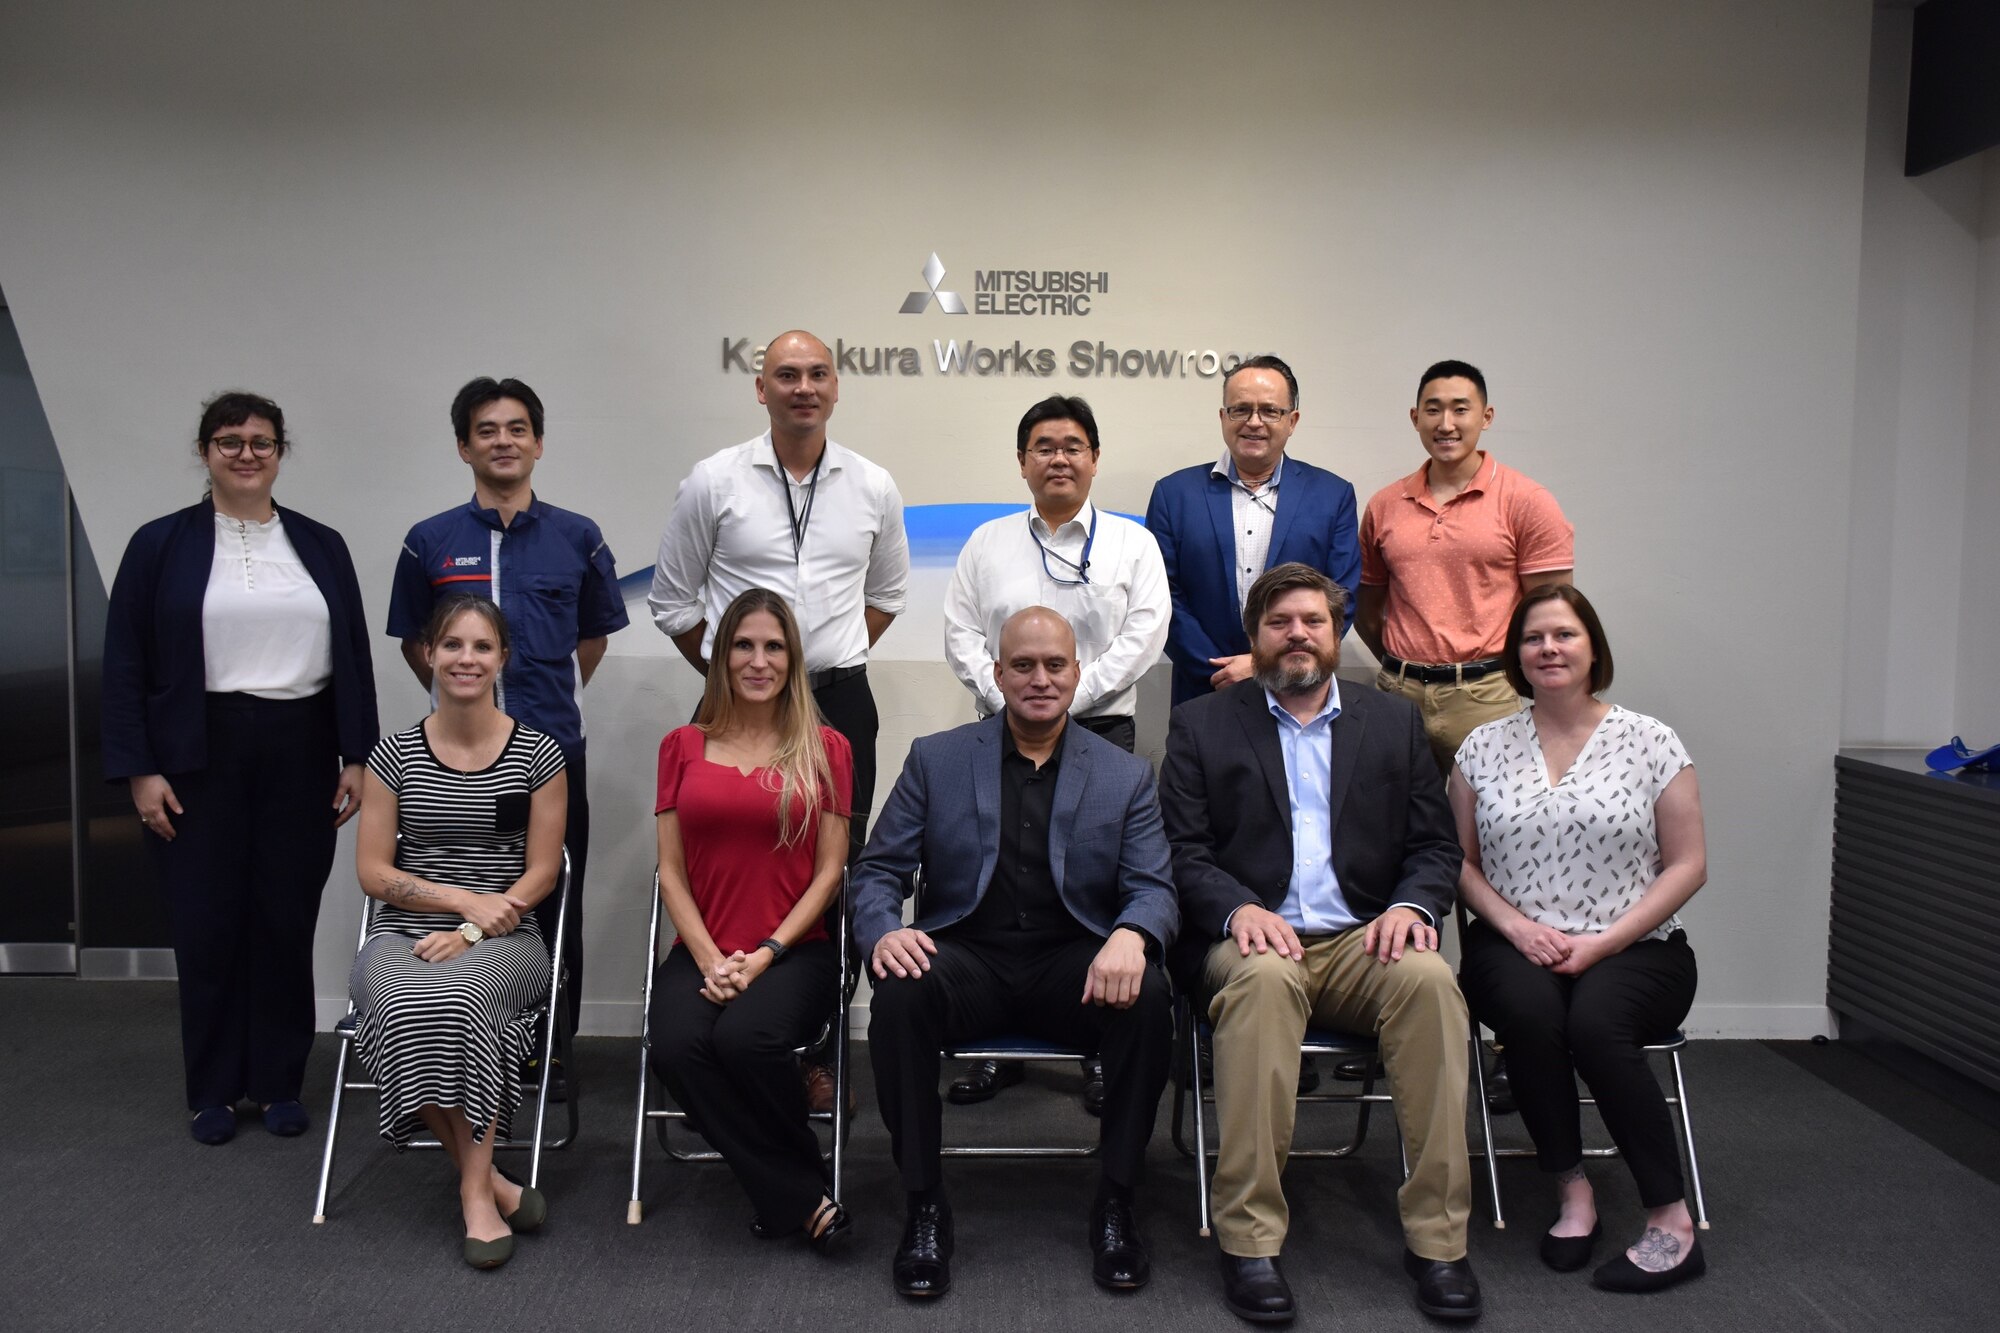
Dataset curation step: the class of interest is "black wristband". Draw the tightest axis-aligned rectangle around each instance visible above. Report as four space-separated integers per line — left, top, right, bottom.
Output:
758 937 787 963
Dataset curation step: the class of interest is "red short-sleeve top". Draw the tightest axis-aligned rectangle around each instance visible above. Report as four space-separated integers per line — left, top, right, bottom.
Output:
655 724 853 955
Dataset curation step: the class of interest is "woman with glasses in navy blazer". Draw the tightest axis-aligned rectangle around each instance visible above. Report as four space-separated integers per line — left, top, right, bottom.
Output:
103 391 378 1145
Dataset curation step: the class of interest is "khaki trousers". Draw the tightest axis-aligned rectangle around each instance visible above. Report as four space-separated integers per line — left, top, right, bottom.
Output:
1375 666 1520 775
1200 931 1471 1261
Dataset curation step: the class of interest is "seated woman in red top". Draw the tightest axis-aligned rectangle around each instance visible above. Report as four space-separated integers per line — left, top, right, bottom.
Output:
647 587 853 1250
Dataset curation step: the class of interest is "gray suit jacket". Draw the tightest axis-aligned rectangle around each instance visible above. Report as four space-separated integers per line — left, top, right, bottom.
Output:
851 713 1180 958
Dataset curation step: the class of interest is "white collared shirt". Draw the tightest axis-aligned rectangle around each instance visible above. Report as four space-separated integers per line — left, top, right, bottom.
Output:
1212 451 1284 610
648 432 909 671
942 499 1170 718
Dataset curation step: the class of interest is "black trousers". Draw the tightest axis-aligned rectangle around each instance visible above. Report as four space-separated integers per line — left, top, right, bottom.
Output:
648 940 840 1225
151 692 339 1111
868 931 1173 1193
811 668 878 851
1458 918 1698 1207
1075 712 1136 754
533 745 589 1041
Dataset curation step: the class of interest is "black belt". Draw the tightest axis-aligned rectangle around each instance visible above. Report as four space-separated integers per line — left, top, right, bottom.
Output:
1381 654 1505 685
809 663 867 692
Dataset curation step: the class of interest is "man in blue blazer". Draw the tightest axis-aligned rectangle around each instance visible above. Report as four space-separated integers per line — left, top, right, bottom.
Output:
1145 354 1361 707
854 607 1179 1301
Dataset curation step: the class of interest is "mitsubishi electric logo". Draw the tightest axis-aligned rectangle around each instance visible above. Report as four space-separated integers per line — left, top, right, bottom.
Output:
899 253 966 315
897 252 1110 316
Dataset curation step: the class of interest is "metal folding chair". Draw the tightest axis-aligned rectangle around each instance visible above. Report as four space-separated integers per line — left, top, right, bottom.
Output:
1172 999 1408 1237
1455 906 1710 1230
937 1036 1102 1158
312 848 577 1223
627 869 850 1223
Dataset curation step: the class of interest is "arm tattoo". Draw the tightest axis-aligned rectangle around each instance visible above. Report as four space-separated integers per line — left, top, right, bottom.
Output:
382 874 445 908
1631 1226 1683 1272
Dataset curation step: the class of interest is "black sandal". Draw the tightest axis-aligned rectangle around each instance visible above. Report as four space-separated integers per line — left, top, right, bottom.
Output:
806 1197 853 1255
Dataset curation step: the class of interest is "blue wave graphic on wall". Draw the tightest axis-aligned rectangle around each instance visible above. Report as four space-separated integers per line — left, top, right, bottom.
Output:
617 501 1143 593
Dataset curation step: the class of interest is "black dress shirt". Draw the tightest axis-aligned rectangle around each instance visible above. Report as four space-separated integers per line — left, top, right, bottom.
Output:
956 722 1093 949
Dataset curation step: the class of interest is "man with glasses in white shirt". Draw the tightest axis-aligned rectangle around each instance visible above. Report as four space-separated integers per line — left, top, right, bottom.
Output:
939 395 1170 1111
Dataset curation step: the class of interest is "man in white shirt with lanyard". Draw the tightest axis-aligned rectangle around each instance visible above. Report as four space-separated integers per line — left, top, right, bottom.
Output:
649 329 910 855
939 394 1170 1111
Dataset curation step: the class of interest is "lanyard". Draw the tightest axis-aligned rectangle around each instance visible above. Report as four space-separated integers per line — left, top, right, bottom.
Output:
1031 506 1096 586
779 451 825 564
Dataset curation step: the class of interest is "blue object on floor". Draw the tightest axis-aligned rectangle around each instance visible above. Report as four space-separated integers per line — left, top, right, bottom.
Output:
262 1100 310 1137
1924 736 2000 773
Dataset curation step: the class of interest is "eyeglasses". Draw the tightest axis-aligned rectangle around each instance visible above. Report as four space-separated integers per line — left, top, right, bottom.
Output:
1224 404 1294 424
1026 444 1093 462
209 435 279 458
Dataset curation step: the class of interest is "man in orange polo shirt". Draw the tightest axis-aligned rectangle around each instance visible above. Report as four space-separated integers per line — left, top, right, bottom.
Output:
1356 361 1573 775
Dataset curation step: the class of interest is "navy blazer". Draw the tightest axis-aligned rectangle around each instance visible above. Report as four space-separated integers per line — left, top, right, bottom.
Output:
1158 680 1460 983
851 714 1180 960
1144 456 1361 705
102 498 379 779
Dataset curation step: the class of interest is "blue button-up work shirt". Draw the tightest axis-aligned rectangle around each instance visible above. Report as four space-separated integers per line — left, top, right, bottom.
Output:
1267 680 1363 934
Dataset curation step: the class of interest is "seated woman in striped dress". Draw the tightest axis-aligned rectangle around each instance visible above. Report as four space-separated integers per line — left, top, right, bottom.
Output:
352 594 568 1270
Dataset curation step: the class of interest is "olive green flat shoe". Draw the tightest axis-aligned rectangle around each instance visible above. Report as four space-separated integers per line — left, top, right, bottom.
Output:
463 1234 515 1269
503 1186 547 1234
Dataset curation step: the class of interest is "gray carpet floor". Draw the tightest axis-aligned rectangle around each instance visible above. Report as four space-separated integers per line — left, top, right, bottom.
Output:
2 978 1993 1331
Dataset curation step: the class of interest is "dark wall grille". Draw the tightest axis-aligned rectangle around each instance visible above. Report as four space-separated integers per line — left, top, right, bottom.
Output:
1830 752 2000 1090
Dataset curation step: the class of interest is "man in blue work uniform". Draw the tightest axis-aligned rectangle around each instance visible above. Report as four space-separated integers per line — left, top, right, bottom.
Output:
387 377 628 1084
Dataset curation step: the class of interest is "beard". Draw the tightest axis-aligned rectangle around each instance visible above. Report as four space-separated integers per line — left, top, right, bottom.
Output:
1252 640 1339 695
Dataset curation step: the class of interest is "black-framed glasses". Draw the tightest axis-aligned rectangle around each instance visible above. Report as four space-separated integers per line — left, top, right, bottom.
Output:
1223 404 1294 424
209 435 279 458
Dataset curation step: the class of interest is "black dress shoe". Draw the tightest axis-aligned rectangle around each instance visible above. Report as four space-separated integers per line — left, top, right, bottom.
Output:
1219 1253 1295 1323
1089 1196 1150 1291
947 1059 1023 1105
1082 1058 1106 1118
1540 1221 1601 1272
893 1201 954 1299
1402 1249 1482 1320
1297 1055 1322 1094
1484 1049 1515 1115
1331 1055 1384 1083
1592 1236 1705 1293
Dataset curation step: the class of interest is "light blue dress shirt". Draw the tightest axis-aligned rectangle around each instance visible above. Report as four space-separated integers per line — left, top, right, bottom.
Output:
1266 680 1364 934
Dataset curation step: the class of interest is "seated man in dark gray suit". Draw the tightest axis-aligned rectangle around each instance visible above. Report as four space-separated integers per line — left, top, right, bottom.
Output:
855 606 1179 1301
1161 563 1479 1324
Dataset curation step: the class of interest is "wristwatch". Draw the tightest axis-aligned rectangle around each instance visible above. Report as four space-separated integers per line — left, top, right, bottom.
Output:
757 937 787 963
458 922 484 945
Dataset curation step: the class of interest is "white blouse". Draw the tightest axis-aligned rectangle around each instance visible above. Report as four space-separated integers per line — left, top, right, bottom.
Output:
1455 705 1693 940
202 511 333 699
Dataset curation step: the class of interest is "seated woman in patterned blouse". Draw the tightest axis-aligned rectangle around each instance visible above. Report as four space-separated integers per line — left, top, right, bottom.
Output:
1448 583 1708 1294
352 595 568 1270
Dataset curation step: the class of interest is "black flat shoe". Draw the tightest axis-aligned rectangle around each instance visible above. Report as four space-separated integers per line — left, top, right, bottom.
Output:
893 1201 953 1298
1082 1058 1106 1118
1089 1196 1149 1291
261 1100 309 1137
1593 1235 1705 1293
1219 1253 1295 1323
1402 1249 1483 1321
1541 1221 1601 1272
947 1059 1023 1105
807 1198 853 1256
190 1106 236 1145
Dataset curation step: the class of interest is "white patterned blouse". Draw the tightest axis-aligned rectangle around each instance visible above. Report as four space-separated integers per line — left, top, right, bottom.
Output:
1454 705 1693 940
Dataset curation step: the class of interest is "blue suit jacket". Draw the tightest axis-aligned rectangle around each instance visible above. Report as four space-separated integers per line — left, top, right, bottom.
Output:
102 498 379 779
1145 456 1360 705
851 714 1180 959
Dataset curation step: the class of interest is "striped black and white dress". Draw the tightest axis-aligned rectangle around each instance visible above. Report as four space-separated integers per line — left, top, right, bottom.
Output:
349 720 565 1147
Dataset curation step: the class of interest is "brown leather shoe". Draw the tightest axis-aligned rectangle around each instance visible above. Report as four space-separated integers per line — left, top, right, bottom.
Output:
804 1062 856 1116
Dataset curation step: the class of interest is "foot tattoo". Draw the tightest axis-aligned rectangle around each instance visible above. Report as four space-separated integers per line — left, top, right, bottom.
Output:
1631 1226 1683 1272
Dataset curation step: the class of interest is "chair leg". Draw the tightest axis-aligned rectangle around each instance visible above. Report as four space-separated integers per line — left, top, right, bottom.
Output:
527 966 561 1189
831 1003 850 1204
1469 1029 1506 1229
311 1030 355 1223
630 916 660 1225
1191 1021 1213 1239
1668 1049 1710 1229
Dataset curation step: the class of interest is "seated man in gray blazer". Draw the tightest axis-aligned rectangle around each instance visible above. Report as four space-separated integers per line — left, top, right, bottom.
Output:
1161 563 1478 1324
855 606 1179 1302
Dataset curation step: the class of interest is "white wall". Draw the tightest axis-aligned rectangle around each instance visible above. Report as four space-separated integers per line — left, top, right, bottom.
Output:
0 0 1880 1037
